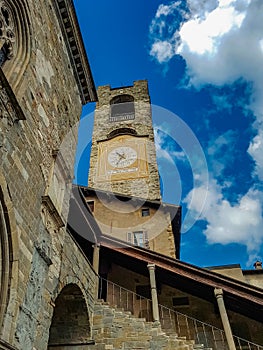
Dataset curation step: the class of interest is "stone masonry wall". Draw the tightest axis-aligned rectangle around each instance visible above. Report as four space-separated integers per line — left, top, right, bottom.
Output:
88 81 161 201
86 193 177 258
0 1 97 349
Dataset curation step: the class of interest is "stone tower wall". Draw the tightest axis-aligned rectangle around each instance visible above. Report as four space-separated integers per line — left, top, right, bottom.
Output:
88 80 161 201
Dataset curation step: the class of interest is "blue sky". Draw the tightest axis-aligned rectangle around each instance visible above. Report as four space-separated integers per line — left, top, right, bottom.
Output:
73 0 263 269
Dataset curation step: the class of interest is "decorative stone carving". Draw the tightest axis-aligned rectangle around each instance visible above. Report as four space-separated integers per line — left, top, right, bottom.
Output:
0 68 26 123
35 239 52 266
41 195 65 233
0 1 16 63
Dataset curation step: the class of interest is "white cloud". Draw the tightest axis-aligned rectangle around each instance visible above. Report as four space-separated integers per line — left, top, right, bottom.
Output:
211 94 232 112
207 130 237 179
149 0 263 112
150 0 263 261
207 130 236 156
184 179 263 260
178 2 246 56
248 129 263 180
156 2 181 18
154 126 186 163
149 0 263 116
150 41 175 63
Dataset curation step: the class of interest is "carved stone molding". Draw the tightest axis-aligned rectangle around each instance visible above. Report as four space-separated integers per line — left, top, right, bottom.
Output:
54 0 97 103
0 1 16 62
35 239 52 266
41 195 65 233
0 68 25 123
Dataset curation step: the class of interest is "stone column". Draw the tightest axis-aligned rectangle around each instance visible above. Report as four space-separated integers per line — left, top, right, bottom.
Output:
93 244 100 299
92 244 100 274
147 263 160 323
214 288 236 350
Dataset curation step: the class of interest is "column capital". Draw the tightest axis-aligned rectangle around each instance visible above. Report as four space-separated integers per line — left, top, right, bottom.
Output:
92 243 101 249
214 288 223 298
147 263 155 271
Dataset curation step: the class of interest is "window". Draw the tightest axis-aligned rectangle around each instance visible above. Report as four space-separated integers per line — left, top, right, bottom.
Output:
0 46 8 66
172 296 189 307
0 3 15 67
141 208 150 217
87 200 94 212
127 231 149 248
110 94 135 122
134 231 144 247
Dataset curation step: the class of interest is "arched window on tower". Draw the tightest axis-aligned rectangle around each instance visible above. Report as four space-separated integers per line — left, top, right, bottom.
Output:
110 94 135 122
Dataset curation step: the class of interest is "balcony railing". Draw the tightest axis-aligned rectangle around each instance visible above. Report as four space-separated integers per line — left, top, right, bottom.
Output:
98 277 263 350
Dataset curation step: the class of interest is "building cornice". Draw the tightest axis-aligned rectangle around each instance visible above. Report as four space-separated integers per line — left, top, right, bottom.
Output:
54 0 97 104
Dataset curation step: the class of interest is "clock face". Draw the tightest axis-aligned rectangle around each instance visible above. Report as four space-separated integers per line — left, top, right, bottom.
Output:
108 146 137 168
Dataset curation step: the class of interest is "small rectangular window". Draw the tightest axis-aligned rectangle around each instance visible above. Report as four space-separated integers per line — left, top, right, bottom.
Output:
87 200 94 212
172 296 189 307
127 232 132 243
127 231 149 248
141 208 150 217
134 231 144 247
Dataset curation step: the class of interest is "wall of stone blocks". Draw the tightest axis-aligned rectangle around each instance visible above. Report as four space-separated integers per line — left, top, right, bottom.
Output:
88 81 161 201
85 193 177 258
0 1 97 349
243 273 263 289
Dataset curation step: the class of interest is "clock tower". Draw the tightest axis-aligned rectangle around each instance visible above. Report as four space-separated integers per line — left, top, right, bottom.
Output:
88 80 161 201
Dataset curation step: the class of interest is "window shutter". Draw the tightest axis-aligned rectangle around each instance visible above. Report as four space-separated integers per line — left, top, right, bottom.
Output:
127 232 132 244
144 231 149 248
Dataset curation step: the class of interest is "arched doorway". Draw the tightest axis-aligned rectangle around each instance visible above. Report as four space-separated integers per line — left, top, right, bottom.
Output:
48 284 92 349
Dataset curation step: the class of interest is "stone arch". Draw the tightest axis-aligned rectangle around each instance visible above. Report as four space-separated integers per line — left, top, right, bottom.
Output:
48 283 91 348
0 0 31 90
107 127 137 139
0 173 19 337
0 190 10 330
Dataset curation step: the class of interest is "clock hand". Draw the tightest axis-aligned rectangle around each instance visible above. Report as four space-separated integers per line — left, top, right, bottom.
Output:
116 151 126 159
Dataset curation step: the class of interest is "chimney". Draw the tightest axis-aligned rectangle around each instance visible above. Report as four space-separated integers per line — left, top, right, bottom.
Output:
253 260 262 270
